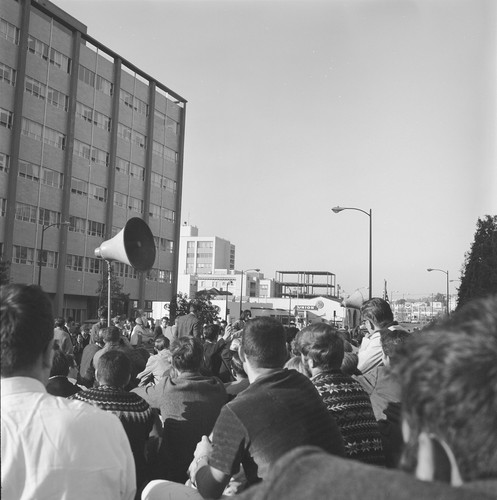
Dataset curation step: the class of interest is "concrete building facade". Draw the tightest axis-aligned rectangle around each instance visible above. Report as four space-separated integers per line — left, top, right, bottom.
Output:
0 0 186 321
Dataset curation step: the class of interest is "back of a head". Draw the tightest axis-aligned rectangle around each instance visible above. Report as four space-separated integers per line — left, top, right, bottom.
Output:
154 334 168 351
379 326 410 364
241 317 288 369
96 350 131 387
102 326 121 344
203 324 220 342
54 317 65 328
171 336 203 372
360 297 394 328
50 348 70 377
299 323 344 370
394 295 497 482
1 284 54 377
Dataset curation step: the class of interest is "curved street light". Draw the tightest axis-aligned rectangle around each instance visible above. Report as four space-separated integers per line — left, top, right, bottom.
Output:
332 206 372 299
38 221 70 286
239 268 260 317
427 268 450 316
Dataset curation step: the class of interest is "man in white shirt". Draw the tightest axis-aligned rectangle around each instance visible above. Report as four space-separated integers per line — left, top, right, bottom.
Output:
1 284 136 500
357 298 399 375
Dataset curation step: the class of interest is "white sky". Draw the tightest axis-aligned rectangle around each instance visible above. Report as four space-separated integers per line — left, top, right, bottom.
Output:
56 0 497 299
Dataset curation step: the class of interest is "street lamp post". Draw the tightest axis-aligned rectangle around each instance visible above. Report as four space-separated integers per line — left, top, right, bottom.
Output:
239 268 260 317
38 221 70 286
427 268 450 316
225 280 233 321
332 206 372 300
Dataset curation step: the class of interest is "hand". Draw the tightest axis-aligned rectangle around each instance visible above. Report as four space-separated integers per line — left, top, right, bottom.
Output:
194 435 213 460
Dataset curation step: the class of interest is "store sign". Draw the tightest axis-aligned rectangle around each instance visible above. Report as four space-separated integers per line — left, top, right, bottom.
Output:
296 305 318 311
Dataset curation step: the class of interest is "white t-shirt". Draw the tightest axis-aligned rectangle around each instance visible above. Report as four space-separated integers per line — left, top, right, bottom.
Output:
1 377 136 500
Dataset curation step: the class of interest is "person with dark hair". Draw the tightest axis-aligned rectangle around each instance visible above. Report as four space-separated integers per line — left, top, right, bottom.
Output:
90 307 108 344
71 350 154 493
1 284 136 499
78 328 104 388
54 316 74 356
134 336 227 484
137 335 172 387
299 323 384 466
175 302 202 339
393 296 497 491
224 346 249 400
46 348 81 397
186 317 345 499
358 297 397 374
202 324 228 379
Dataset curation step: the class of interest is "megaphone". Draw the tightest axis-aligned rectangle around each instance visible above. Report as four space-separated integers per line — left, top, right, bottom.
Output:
94 217 156 272
342 289 365 310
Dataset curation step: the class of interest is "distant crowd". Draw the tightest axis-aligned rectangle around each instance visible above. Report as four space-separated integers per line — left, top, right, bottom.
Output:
1 284 496 500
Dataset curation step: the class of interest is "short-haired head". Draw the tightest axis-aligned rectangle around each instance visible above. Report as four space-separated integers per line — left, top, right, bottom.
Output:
154 334 168 351
54 317 65 328
379 326 410 365
1 284 54 377
101 326 121 344
170 336 203 372
203 324 220 342
50 348 70 377
360 298 394 329
394 295 497 482
96 350 131 387
299 323 344 370
241 317 287 369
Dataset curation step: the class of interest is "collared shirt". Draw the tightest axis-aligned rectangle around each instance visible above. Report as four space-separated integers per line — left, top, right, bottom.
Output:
1 377 136 500
357 330 383 374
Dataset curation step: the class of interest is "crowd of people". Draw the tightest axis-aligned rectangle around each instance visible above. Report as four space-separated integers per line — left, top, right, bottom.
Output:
1 284 496 500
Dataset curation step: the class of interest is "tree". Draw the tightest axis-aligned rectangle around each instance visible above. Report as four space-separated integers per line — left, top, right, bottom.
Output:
167 291 221 325
95 265 130 317
0 259 11 286
457 215 497 310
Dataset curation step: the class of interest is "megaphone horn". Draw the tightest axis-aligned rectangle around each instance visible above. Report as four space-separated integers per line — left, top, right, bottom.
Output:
94 217 156 272
342 289 365 310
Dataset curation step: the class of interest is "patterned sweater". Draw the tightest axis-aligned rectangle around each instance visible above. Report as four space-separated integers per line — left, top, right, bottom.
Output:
70 386 154 487
311 369 385 466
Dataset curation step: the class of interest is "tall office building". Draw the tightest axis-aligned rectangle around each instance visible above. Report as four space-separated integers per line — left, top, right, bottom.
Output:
0 0 186 320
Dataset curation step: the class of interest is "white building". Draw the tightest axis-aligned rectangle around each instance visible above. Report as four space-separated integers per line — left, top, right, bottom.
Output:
178 224 235 275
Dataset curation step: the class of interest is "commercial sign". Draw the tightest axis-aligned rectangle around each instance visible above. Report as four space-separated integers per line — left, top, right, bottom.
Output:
295 305 318 311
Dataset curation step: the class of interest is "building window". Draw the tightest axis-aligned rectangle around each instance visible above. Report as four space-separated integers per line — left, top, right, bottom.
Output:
42 167 64 188
0 198 7 216
0 153 10 173
154 237 174 253
163 177 177 193
0 18 20 45
87 220 105 237
149 204 160 219
128 197 143 213
119 89 148 116
15 202 38 223
0 62 16 86
18 160 40 181
71 177 88 196
115 262 137 279
66 254 84 272
13 245 35 265
129 163 145 180
38 207 61 226
46 86 68 111
165 147 178 163
114 192 127 208
37 249 59 268
27 35 71 73
73 139 108 166
133 131 146 149
24 76 69 110
89 184 107 202
116 157 129 174
68 216 86 235
78 65 113 96
21 118 65 150
118 123 132 142
85 256 102 274
161 207 175 223
0 108 13 129
151 172 161 187
166 117 179 135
